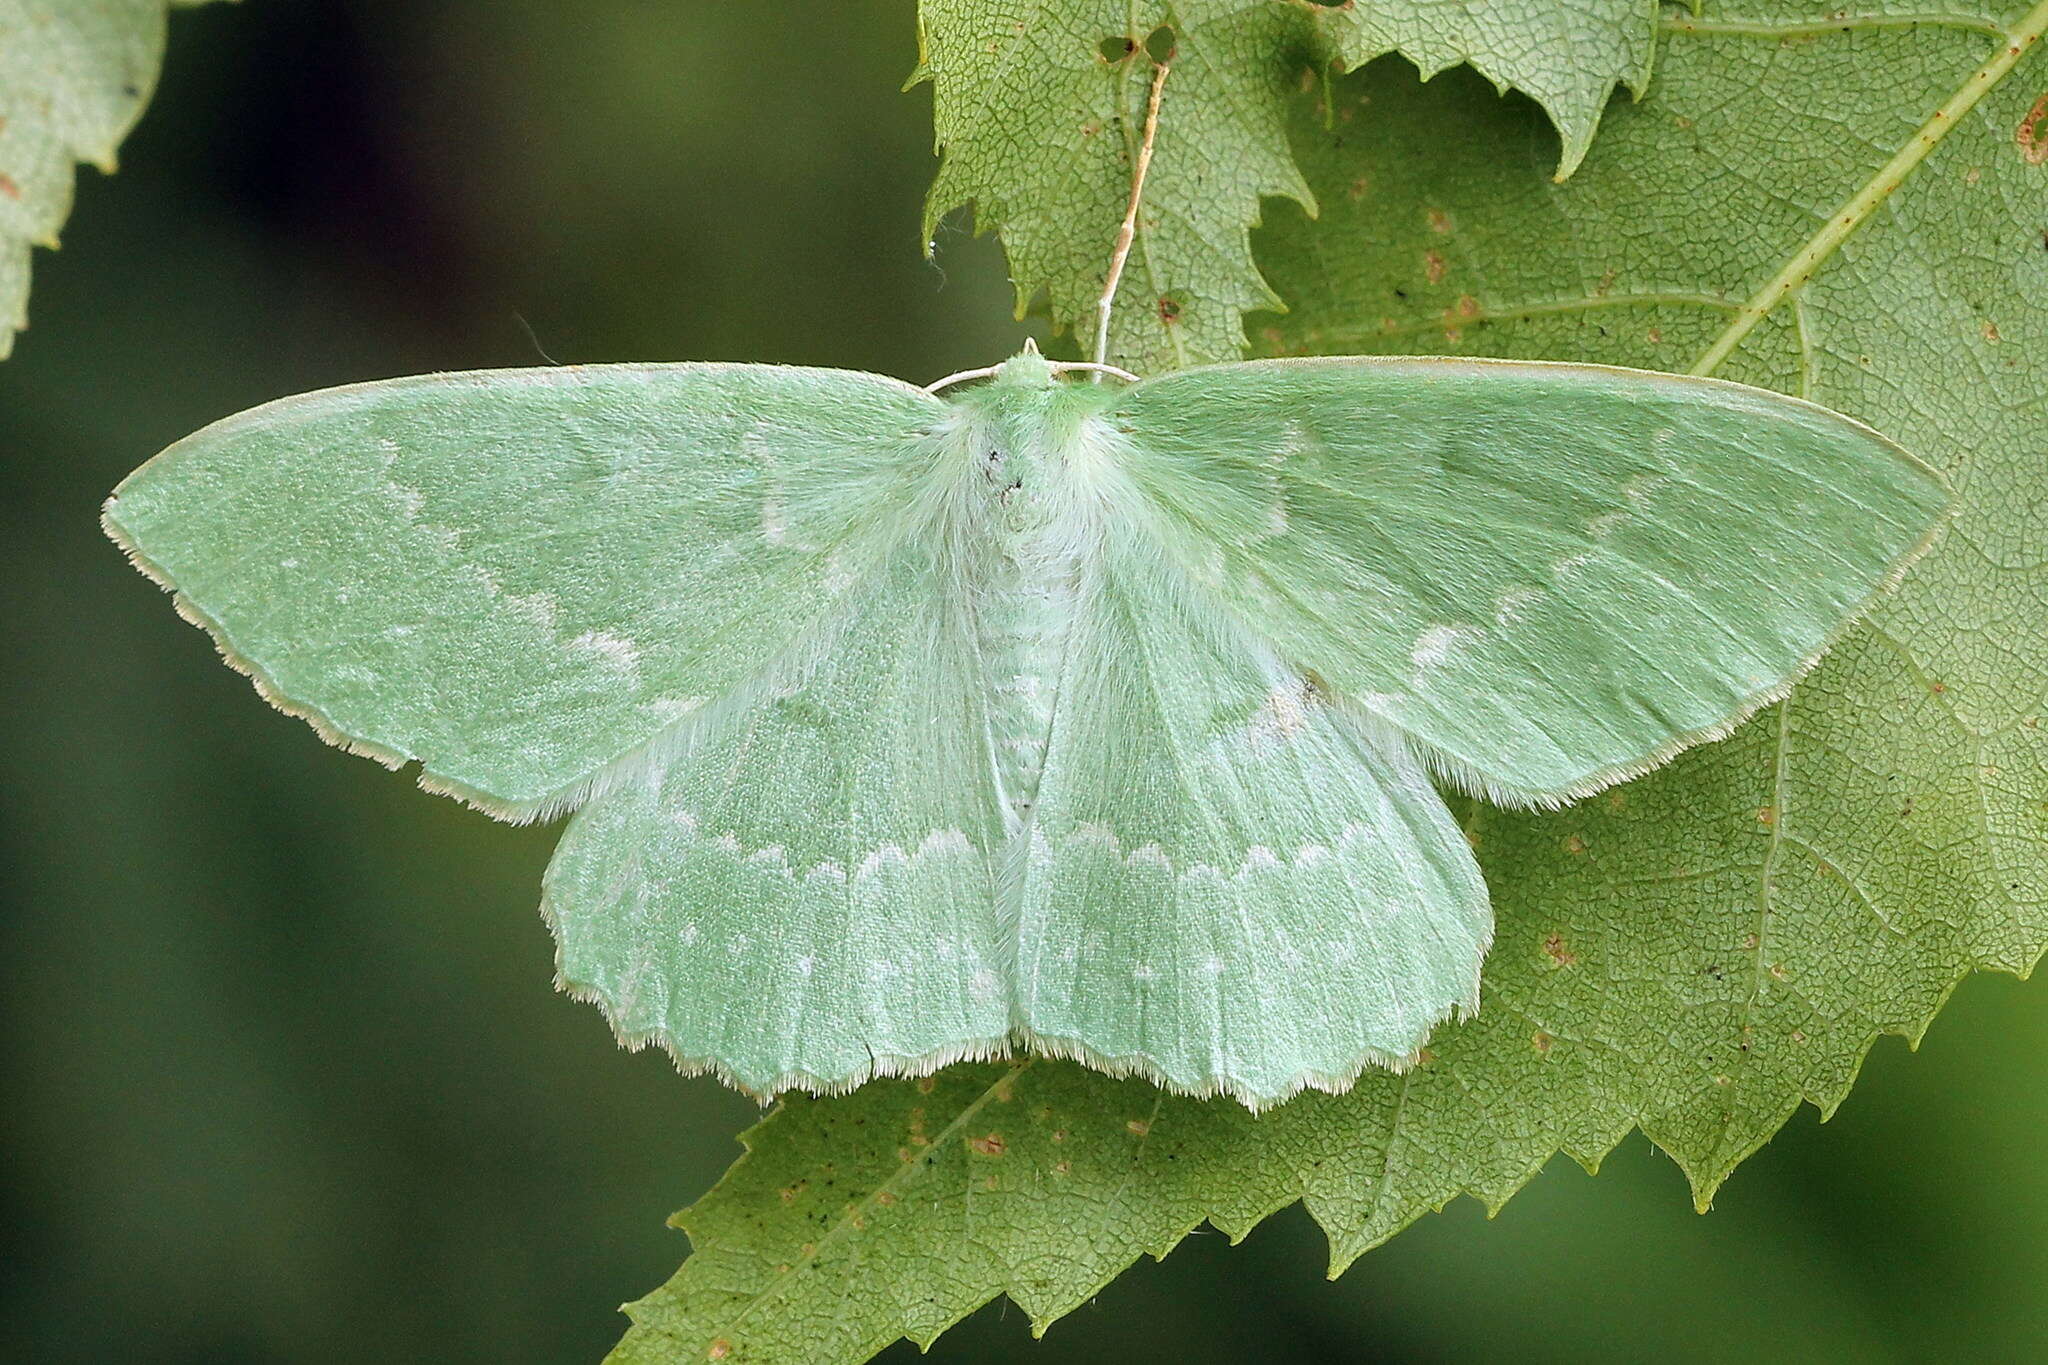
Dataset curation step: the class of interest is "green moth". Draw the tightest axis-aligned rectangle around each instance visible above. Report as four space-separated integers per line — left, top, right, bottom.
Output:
104 345 1948 1109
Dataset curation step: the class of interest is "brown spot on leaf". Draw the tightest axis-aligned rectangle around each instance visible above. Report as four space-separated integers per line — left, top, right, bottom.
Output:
1532 1030 1554 1054
968 1132 1007 1157
1427 208 1452 233
1414 1047 1437 1066
1126 1118 1152 1137
2018 92 2048 165
1423 250 1447 284
916 1075 937 1094
1158 296 1182 324
1051 1128 1068 1143
778 1181 806 1204
1756 805 1777 827
1965 165 1982 184
1453 294 1480 319
708 1341 732 1361
1983 320 2004 342
1543 933 1578 966
1647 326 1663 344
1562 833 1587 855
0 174 18 201
1054 1160 1073 1175
1769 963 1791 982
1348 176 1369 200
875 1190 899 1207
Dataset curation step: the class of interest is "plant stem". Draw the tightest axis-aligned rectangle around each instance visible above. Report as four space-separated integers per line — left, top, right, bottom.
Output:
1094 53 1171 372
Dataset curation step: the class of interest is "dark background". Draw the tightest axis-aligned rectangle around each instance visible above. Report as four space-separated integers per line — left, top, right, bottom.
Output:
4 3 2043 1361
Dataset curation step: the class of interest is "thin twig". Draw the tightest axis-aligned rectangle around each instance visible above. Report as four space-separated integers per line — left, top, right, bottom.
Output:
1093 52 1171 373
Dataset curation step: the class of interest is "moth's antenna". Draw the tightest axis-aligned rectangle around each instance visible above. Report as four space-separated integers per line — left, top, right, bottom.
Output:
513 312 561 366
924 363 1003 393
1092 48 1172 377
924 357 1140 393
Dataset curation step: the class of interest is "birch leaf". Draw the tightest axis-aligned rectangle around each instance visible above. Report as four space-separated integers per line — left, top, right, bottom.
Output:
0 0 227 359
916 0 1655 373
614 5 2048 1361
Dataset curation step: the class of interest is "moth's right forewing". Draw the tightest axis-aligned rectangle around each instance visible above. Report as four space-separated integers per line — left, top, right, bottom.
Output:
104 364 948 817
1111 358 1950 804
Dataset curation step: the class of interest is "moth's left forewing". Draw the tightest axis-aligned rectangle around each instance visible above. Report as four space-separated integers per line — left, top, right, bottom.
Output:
103 364 951 819
1111 357 1952 805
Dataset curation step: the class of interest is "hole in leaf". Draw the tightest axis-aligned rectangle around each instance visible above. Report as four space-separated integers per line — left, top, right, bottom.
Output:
1098 34 1135 62
1144 25 1176 63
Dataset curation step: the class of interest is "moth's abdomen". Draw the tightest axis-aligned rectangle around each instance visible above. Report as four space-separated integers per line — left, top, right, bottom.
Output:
952 386 1121 840
980 522 1076 836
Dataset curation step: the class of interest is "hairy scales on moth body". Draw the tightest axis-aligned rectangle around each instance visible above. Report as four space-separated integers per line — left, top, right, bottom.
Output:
103 344 1948 1108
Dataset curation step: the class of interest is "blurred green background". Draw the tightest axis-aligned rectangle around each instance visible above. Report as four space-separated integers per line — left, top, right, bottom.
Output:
4 3 2043 1361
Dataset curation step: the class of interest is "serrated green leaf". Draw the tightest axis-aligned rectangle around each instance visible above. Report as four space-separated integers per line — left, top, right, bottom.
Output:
614 5 2048 1361
0 0 227 360
1316 0 1658 179
916 0 1656 374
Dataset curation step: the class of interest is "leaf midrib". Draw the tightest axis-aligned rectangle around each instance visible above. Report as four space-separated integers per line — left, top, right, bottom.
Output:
647 1061 1036 1354
1688 2 2047 375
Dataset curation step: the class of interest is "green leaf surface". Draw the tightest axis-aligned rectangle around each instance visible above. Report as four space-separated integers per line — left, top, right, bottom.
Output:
0 0 224 360
916 0 1655 374
616 4 2048 1361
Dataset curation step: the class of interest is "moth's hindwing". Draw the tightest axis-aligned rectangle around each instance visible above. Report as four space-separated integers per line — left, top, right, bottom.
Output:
1011 531 1492 1108
542 515 1012 1094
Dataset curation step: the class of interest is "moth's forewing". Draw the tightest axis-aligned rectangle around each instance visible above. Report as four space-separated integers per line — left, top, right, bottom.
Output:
1113 357 1949 804
105 364 944 818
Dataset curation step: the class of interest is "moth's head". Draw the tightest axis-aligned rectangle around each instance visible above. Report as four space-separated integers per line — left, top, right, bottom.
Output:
993 337 1058 389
